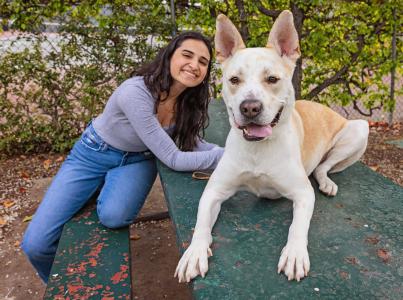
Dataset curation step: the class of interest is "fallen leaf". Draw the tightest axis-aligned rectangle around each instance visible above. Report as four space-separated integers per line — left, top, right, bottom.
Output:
56 156 65 162
14 240 20 247
130 234 141 240
392 123 401 129
23 215 33 222
377 248 391 263
369 165 379 171
339 271 350 280
2 200 15 208
19 187 27 194
43 159 52 170
365 236 380 245
20 171 30 179
0 218 7 226
345 257 358 265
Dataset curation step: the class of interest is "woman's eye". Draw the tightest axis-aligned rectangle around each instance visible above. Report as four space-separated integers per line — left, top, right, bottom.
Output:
229 76 240 85
266 76 279 84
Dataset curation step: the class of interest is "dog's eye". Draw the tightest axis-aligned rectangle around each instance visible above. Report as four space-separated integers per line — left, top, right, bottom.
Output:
266 76 279 84
229 76 240 85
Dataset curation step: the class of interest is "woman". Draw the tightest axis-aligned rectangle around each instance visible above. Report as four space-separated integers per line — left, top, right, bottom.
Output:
22 31 224 283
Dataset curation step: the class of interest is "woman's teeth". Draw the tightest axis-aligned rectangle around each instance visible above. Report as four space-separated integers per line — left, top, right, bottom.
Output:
184 70 196 78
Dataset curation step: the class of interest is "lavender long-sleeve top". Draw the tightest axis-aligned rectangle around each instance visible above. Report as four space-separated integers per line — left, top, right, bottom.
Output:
92 76 224 171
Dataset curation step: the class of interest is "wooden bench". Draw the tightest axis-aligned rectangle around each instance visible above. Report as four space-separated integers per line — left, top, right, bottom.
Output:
158 100 403 299
44 201 131 299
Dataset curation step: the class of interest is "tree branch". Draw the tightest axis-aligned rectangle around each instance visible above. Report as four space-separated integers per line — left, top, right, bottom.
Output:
345 77 381 117
306 35 365 99
256 1 281 20
352 100 382 117
350 78 367 93
341 106 350 118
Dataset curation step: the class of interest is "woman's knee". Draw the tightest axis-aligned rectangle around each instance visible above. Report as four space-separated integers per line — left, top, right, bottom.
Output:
21 231 50 259
97 208 135 229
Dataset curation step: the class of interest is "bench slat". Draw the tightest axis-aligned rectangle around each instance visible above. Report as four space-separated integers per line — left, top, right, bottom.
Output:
44 203 131 299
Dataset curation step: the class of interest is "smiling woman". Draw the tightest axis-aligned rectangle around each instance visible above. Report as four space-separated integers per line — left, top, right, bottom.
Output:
158 39 211 129
21 31 224 284
170 41 210 88
136 32 215 151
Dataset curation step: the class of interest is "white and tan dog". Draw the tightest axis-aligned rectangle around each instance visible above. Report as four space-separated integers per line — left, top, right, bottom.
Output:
175 11 369 282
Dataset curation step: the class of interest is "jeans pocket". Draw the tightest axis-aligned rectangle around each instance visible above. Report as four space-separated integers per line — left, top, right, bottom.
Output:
80 130 104 152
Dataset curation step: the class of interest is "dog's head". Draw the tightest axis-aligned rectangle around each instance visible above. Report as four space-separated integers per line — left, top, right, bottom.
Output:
215 11 300 142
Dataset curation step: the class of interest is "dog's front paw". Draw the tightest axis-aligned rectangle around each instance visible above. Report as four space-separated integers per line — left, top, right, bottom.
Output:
277 241 310 281
174 239 212 283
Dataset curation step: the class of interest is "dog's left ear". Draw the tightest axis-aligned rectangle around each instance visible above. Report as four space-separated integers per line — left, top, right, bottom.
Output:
267 10 300 63
215 14 246 63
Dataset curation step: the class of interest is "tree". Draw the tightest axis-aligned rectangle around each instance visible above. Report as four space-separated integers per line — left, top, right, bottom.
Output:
175 0 402 116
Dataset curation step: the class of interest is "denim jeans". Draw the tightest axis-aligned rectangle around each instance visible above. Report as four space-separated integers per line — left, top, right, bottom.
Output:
21 123 157 283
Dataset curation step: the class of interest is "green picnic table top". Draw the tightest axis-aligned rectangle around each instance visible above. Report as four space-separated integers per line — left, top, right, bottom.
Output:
158 99 403 299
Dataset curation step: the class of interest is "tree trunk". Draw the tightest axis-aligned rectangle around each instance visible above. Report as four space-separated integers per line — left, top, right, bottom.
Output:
235 0 249 42
290 3 304 100
389 7 396 125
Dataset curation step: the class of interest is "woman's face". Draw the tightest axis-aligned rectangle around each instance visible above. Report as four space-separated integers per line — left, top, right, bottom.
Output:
170 39 210 89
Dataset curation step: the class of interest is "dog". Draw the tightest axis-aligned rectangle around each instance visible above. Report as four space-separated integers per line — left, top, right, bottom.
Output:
175 10 369 282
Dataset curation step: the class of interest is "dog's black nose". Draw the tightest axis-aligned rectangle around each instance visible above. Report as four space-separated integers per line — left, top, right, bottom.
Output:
240 100 263 118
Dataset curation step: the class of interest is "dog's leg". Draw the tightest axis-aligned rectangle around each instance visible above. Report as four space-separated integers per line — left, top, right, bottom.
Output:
313 120 369 196
277 177 315 281
175 162 239 283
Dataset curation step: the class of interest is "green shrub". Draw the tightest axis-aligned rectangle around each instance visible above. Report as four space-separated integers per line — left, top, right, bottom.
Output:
0 1 171 155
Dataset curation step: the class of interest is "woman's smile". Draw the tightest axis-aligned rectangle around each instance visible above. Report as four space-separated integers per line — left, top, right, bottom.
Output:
182 69 198 79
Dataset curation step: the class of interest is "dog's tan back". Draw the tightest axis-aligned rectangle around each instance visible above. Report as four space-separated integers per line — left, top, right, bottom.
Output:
293 101 347 175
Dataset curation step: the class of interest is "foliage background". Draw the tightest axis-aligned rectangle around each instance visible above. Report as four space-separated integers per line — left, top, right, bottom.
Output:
0 0 401 155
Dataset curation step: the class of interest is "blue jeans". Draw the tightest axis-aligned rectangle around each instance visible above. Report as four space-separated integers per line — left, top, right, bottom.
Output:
21 124 157 283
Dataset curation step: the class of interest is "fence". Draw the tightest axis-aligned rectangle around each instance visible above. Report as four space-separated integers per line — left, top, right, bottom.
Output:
1 28 402 124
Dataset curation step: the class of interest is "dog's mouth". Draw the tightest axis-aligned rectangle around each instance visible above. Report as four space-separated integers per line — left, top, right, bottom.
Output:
236 106 284 142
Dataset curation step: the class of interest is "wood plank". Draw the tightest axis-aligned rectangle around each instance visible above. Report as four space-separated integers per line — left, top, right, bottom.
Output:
44 203 131 299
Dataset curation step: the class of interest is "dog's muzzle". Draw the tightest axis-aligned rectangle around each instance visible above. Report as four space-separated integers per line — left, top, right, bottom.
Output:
236 106 284 142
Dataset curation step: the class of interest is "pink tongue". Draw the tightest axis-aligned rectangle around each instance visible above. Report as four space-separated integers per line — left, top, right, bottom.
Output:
246 124 272 137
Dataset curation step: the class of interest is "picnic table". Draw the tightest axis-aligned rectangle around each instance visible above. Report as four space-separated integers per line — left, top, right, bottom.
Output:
44 99 402 299
158 99 403 299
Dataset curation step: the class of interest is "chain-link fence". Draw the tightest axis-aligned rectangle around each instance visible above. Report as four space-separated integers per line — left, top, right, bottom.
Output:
329 72 403 123
1 27 402 124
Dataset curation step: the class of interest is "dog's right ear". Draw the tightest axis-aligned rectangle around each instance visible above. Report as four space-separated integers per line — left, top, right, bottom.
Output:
267 10 300 63
215 14 246 63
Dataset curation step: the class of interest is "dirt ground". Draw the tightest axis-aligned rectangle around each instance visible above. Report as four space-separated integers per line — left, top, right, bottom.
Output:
0 123 401 300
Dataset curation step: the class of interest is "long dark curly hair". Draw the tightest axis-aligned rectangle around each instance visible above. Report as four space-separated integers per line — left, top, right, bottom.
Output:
134 31 213 151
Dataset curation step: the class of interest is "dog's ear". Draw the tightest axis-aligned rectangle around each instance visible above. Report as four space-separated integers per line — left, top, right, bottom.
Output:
267 10 300 62
215 14 246 63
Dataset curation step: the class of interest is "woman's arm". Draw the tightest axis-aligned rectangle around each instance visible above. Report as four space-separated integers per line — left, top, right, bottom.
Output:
118 83 223 171
193 138 222 152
